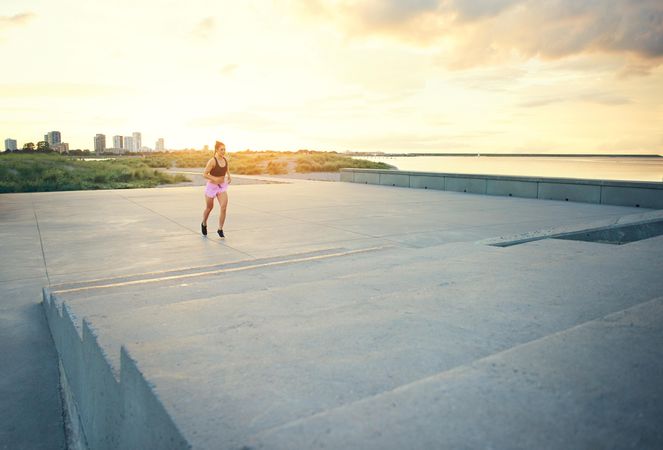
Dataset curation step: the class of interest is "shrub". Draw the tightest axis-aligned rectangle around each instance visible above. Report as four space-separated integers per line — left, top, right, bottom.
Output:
0 153 189 192
233 163 262 175
295 153 391 172
266 161 288 175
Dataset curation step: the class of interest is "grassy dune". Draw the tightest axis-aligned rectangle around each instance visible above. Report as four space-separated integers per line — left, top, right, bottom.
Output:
0 150 391 193
156 150 392 175
0 154 187 193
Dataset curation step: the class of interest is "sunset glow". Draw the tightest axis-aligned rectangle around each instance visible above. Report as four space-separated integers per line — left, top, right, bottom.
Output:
2 0 662 153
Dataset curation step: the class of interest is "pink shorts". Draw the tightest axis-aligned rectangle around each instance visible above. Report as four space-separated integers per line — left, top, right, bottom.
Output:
205 181 229 198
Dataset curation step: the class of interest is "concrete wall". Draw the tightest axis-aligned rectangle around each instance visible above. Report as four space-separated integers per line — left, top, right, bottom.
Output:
538 182 601 204
486 179 538 199
445 177 486 195
42 289 189 450
379 173 410 188
410 175 445 190
340 169 663 209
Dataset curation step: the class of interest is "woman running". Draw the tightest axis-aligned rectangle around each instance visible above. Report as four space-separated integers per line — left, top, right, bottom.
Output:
201 140 232 237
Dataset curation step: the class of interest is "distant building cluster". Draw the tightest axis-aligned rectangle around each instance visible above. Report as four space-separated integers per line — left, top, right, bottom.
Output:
45 131 69 153
5 130 167 154
4 131 70 153
93 132 165 154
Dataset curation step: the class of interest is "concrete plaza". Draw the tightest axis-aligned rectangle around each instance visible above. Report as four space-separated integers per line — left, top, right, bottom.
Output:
2 177 662 449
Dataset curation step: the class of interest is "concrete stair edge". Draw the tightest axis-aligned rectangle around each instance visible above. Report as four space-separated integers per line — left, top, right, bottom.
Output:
41 288 192 450
248 295 663 449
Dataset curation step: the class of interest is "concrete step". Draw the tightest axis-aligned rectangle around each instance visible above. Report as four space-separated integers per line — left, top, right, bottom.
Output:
47 241 491 333
249 296 663 450
44 235 663 449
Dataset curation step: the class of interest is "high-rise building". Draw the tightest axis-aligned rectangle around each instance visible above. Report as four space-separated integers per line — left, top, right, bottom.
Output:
46 131 62 146
4 138 18 151
132 132 142 152
51 143 69 153
112 135 123 150
5 138 17 151
123 136 134 152
94 134 106 154
155 138 165 151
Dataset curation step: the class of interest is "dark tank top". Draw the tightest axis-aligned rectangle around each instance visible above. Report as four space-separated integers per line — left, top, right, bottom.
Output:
210 157 227 177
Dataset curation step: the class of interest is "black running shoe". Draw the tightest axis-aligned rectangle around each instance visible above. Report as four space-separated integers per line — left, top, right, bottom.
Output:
217 229 225 238
201 223 207 236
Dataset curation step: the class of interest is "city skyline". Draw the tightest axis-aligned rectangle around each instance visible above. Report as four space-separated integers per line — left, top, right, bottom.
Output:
5 130 164 152
1 1 662 154
4 129 166 152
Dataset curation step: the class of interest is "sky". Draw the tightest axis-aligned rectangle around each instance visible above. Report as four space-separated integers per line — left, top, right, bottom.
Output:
1 0 662 154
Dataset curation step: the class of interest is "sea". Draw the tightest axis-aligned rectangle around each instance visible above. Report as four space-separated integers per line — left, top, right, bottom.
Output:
358 155 663 183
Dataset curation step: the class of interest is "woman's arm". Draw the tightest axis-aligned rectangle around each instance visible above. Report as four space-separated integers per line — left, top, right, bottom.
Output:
226 159 232 184
202 159 224 184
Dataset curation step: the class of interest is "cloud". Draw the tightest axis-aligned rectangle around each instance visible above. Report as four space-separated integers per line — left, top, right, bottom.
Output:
455 0 663 63
191 17 215 39
290 0 663 70
450 0 519 20
351 0 440 27
448 66 528 91
519 91 631 108
0 12 35 26
0 12 36 29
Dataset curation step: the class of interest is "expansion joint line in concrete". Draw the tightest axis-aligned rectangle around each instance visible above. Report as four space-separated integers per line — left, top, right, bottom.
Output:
49 248 349 291
117 193 256 259
31 193 51 285
51 245 391 294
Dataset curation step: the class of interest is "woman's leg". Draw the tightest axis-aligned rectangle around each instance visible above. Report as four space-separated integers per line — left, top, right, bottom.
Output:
202 195 214 225
216 191 229 230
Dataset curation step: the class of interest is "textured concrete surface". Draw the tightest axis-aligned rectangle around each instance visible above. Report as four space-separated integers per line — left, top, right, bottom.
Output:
2 176 662 449
251 295 663 450
0 201 65 449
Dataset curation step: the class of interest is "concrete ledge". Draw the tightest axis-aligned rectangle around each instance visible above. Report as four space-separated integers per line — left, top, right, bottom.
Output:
353 172 380 185
445 177 486 194
249 297 663 450
42 289 189 450
339 171 354 183
486 179 538 199
479 209 663 247
538 182 601 203
341 169 663 209
602 186 663 209
409 175 445 190
379 173 410 188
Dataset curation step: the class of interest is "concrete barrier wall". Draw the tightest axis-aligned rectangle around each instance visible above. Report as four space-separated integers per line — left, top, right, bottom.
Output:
486 179 538 199
353 172 379 185
341 169 663 209
379 173 410 188
410 175 445 190
42 290 189 450
538 182 602 204
446 177 486 195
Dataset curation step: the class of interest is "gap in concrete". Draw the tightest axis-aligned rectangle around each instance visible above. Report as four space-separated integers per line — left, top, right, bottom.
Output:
486 213 663 248
552 219 663 245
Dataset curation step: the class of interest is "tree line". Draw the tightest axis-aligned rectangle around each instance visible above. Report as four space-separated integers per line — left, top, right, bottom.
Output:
6 141 91 156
